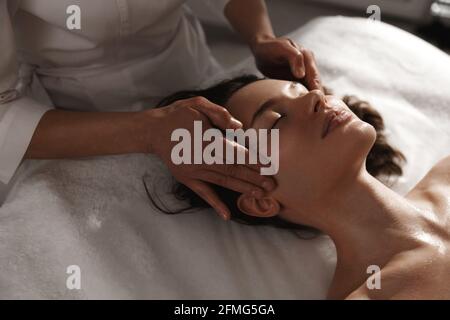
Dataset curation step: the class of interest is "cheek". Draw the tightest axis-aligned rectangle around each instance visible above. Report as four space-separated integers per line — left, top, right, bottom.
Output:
285 124 325 168
275 121 324 182
271 119 377 204
286 119 374 177
274 133 320 191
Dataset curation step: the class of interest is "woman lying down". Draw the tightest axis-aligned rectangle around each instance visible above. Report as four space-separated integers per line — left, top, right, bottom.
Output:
151 75 450 300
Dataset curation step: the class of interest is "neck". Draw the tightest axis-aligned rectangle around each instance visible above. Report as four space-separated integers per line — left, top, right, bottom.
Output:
288 170 423 298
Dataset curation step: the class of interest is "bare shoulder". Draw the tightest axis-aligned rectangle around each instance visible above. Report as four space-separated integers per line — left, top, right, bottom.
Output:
408 155 450 192
345 249 450 300
406 155 450 214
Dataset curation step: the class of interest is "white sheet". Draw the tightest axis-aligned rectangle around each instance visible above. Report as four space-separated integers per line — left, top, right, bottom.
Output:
1 17 449 299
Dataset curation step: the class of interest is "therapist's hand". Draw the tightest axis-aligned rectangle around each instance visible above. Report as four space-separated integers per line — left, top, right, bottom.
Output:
251 35 323 92
145 97 276 220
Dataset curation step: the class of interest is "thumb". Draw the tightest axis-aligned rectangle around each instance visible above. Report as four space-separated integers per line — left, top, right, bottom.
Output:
285 39 306 79
292 54 306 79
284 44 305 79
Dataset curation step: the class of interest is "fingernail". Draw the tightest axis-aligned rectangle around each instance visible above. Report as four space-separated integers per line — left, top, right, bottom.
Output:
230 118 243 128
262 180 274 191
218 209 230 221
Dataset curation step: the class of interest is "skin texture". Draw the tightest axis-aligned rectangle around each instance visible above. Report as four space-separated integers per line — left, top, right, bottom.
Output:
26 99 276 221
23 0 318 221
224 79 450 299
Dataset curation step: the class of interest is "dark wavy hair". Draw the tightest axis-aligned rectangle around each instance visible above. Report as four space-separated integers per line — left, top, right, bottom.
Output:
145 75 406 233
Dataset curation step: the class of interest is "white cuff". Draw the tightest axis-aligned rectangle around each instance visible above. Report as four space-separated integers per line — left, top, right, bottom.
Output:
0 97 51 184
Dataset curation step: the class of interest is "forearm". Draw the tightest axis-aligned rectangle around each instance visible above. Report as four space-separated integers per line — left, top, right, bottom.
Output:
224 0 275 46
25 109 152 159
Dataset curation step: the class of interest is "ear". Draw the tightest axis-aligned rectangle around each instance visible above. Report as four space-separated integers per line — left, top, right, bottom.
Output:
237 193 280 218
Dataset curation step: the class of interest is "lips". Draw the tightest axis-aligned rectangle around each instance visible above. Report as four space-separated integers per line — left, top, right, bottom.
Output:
321 112 336 139
321 110 352 139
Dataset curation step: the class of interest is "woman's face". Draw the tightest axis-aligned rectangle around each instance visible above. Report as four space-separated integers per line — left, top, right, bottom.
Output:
225 79 376 219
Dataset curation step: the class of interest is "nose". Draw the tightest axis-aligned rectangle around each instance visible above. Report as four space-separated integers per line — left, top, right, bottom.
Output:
306 90 327 114
290 89 326 117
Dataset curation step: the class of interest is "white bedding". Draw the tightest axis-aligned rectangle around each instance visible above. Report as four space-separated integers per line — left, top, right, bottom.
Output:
1 17 449 299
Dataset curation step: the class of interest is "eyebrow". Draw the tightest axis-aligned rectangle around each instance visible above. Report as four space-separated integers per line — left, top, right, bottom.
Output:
250 82 305 125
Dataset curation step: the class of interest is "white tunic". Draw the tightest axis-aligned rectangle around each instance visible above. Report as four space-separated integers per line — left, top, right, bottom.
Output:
0 0 229 185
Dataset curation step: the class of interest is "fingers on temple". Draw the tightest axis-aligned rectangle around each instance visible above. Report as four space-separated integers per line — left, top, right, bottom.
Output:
218 137 276 189
196 170 265 198
186 180 231 220
187 97 242 130
208 162 275 191
219 137 271 173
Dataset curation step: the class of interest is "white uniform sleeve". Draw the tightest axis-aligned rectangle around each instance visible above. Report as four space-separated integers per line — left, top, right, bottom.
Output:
187 0 231 25
207 0 231 14
0 0 52 184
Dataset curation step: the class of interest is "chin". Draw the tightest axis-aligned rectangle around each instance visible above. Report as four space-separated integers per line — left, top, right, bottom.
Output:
360 122 377 147
337 120 376 173
347 117 376 141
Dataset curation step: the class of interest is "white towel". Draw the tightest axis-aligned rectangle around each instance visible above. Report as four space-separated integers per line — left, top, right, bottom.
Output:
1 17 449 299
